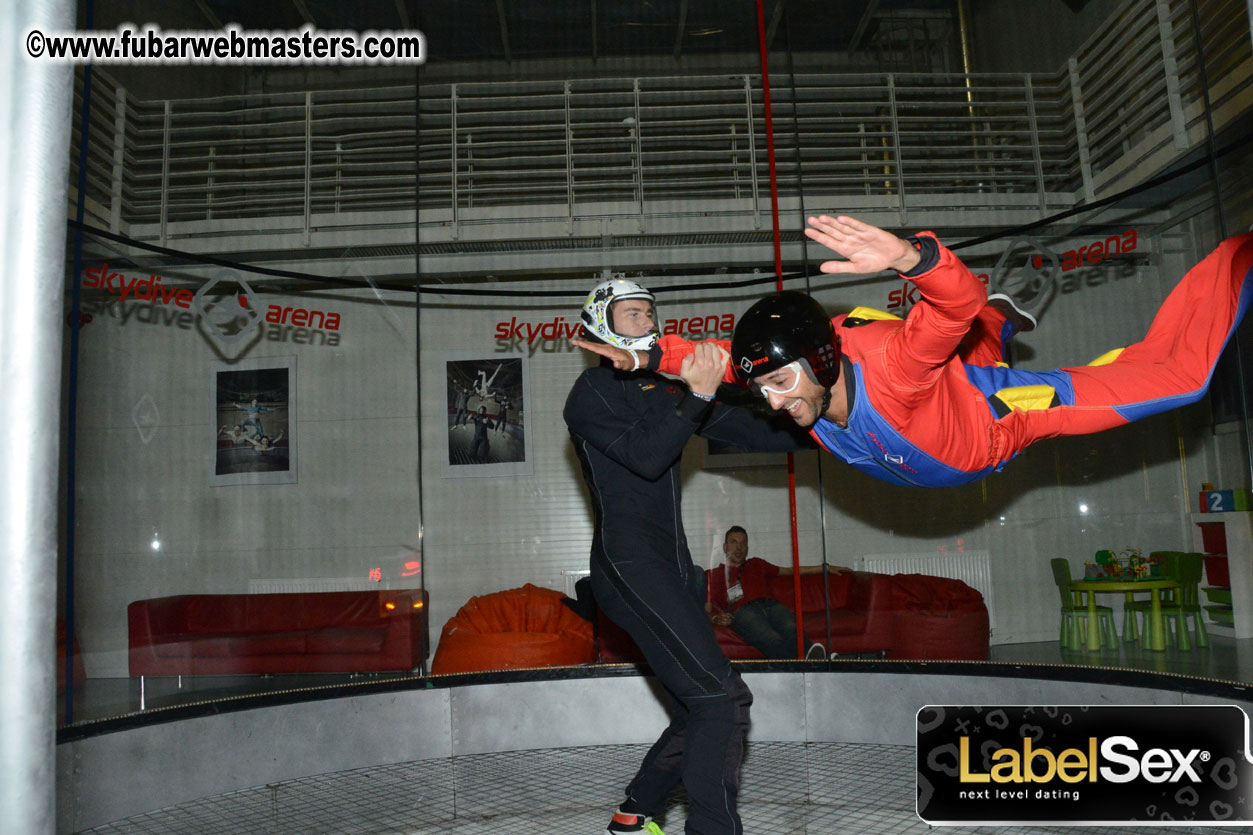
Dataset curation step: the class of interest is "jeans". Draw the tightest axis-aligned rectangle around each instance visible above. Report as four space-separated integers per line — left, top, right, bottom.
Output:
730 598 809 659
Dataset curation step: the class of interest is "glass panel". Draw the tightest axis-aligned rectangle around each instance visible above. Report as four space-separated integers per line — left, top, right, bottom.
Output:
58 0 1253 729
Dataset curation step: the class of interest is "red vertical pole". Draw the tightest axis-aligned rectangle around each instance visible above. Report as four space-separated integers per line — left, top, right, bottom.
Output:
755 0 805 659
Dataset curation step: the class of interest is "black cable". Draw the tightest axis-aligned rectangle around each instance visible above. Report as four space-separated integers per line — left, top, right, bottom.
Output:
949 131 1251 251
66 129 1251 300
782 0 833 661
67 217 811 296
414 55 428 633
66 220 365 288
1188 0 1250 488
64 4 96 726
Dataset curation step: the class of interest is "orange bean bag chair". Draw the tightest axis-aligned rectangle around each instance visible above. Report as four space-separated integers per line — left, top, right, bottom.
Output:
431 583 596 675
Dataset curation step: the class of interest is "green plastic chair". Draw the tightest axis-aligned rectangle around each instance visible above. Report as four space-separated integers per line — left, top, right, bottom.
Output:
1051 558 1117 650
1126 552 1208 650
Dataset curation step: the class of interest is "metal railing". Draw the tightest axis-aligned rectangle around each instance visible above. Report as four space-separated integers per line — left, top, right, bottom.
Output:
67 0 1250 241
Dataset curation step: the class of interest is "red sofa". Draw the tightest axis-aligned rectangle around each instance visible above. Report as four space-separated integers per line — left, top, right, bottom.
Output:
128 589 429 677
884 573 989 661
597 570 988 662
598 570 896 662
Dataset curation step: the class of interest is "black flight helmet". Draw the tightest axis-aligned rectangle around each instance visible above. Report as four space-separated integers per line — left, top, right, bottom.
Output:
731 291 841 387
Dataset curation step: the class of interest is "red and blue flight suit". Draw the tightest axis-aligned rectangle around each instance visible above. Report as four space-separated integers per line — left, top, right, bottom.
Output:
651 231 1253 488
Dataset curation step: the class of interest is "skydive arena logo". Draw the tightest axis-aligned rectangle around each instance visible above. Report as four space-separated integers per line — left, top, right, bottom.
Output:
918 705 1253 825
193 269 266 346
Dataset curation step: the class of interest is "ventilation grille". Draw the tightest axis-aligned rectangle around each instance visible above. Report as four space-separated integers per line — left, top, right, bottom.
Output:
248 578 377 594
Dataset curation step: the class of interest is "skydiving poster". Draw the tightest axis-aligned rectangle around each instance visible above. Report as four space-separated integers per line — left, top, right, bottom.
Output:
442 353 531 478
210 356 296 486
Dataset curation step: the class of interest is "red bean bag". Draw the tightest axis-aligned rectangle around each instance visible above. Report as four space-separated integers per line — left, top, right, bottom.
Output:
431 583 596 674
886 574 990 661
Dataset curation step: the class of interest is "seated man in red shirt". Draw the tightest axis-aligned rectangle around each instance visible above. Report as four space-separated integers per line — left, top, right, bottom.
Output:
705 525 849 660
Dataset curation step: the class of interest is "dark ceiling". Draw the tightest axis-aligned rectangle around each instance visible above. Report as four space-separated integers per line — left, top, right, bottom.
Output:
179 0 957 63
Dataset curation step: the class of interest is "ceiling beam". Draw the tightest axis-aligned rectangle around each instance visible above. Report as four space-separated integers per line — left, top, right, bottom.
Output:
590 0 598 60
765 0 785 50
195 0 224 30
674 0 689 59
291 0 317 27
394 0 411 30
848 0 881 51
495 0 512 62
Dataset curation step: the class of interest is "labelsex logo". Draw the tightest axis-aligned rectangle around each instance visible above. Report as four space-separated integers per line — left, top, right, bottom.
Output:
917 704 1246 826
960 735 1205 785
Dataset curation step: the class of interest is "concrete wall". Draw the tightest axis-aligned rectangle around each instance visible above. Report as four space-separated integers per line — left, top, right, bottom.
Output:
969 0 1128 74
55 669 1253 833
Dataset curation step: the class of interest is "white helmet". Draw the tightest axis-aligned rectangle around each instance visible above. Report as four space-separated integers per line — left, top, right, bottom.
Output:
579 277 659 351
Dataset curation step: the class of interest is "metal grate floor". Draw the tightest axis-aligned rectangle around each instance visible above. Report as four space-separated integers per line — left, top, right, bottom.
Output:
74 741 1245 834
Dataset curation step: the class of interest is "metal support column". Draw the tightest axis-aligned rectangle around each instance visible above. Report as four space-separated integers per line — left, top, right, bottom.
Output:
743 75 760 229
109 88 126 233
207 145 215 220
1067 57 1096 204
1155 0 1190 150
449 84 458 240
1024 76 1048 217
0 1 75 832
632 78 644 232
563 81 574 235
303 91 312 246
159 99 171 245
886 74 906 223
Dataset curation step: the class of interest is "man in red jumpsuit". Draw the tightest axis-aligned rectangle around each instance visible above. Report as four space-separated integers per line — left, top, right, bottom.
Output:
575 216 1253 488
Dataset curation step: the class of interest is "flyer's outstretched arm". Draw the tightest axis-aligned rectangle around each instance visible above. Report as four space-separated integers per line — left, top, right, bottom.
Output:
804 215 921 275
570 338 637 370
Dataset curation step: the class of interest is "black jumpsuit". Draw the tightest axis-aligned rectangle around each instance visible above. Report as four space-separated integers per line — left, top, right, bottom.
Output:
564 364 810 835
469 411 493 461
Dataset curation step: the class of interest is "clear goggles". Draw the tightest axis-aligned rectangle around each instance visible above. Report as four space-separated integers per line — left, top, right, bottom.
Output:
751 360 806 398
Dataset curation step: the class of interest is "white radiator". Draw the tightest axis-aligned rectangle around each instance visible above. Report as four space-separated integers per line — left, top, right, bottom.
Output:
248 578 377 594
859 550 995 629
562 569 591 598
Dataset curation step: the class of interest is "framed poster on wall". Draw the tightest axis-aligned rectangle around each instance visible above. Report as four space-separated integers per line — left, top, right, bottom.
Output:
441 353 532 478
210 355 296 486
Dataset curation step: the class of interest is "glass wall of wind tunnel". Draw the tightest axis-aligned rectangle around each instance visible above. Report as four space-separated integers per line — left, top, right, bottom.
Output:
792 0 1253 668
53 0 1253 728
415 0 1253 678
418 0 1242 677
60 63 422 723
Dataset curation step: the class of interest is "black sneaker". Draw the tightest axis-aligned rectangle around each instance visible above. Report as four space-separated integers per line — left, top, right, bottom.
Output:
606 811 665 834
987 293 1038 334
805 642 828 660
